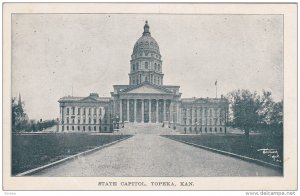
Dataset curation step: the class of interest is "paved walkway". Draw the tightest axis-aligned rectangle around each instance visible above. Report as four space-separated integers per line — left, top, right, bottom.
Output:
33 134 281 177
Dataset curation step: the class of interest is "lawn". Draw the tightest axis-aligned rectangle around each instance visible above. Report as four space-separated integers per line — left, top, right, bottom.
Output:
163 134 283 167
12 133 131 175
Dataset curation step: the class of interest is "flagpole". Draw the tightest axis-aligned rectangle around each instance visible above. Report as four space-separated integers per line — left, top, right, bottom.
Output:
215 80 217 98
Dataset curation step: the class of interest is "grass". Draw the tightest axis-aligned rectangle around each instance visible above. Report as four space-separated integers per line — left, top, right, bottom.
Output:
12 133 131 175
163 134 283 167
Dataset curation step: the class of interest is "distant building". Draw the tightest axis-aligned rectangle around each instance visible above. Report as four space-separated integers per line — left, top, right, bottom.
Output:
58 21 229 133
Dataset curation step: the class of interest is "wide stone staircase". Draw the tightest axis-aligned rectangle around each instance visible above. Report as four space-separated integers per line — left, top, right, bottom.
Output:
118 123 178 135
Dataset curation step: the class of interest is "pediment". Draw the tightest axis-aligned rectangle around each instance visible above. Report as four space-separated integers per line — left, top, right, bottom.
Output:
121 84 172 94
80 97 98 102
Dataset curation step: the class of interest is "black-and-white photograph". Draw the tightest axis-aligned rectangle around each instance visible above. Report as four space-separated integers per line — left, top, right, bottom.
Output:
3 2 297 191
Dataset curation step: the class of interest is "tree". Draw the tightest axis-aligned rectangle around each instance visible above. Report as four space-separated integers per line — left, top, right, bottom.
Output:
269 100 283 135
12 95 28 132
227 89 260 137
257 90 274 125
227 89 283 136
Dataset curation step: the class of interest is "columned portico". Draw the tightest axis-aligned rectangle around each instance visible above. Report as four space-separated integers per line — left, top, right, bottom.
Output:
117 96 178 124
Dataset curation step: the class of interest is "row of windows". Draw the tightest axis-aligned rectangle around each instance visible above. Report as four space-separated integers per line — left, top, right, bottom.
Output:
182 108 225 117
64 117 107 124
133 51 160 59
184 127 226 133
183 118 225 126
132 62 161 72
61 125 107 132
131 75 162 85
64 107 103 115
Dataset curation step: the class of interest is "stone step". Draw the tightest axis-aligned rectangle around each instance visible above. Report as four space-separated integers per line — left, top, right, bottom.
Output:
120 123 178 135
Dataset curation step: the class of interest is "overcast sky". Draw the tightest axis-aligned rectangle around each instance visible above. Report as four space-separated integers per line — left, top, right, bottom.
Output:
12 14 283 120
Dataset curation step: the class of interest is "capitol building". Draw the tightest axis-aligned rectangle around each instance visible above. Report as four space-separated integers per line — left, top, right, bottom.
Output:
58 21 229 134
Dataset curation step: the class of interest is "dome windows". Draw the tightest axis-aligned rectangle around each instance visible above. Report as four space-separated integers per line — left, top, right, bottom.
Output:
154 63 157 70
158 64 161 71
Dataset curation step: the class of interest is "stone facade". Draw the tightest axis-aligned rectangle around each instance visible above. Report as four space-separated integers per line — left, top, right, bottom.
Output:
58 21 229 133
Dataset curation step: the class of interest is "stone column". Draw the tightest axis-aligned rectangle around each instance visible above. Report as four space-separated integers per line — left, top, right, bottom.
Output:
163 99 166 121
156 99 159 123
134 99 137 123
176 103 179 124
119 99 122 122
149 99 152 123
170 101 173 123
127 99 130 122
141 99 144 123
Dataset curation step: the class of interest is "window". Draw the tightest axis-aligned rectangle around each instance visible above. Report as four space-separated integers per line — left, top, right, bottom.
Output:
104 127 107 131
220 127 222 132
78 108 80 115
94 126 96 131
215 127 217 132
66 117 69 124
133 79 135 84
83 108 86 115
67 108 69 115
62 126 64 131
67 126 69 131
72 107 75 115
132 64 135 71
136 62 139 70
158 64 160 71
83 126 85 131
154 63 157 70
72 126 74 131
83 118 86 124
89 118 91 124
145 62 148 69
89 108 91 115
88 126 91 131
94 119 96 124
210 127 212 132
78 117 80 124
94 108 97 114
78 126 80 131
72 118 74 124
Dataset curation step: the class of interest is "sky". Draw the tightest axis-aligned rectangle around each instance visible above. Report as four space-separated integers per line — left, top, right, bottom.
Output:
12 14 283 120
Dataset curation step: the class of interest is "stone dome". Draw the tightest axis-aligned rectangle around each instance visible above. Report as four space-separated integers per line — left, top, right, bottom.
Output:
132 21 160 55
